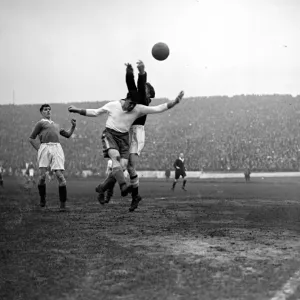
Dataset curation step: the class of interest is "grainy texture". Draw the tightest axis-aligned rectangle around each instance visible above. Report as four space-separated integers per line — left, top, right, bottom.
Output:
1 177 300 300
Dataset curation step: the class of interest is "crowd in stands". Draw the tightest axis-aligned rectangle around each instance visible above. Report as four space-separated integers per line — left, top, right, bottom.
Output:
1 94 300 175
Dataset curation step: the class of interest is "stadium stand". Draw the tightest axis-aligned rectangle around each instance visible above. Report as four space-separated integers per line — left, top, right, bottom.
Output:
1 94 300 175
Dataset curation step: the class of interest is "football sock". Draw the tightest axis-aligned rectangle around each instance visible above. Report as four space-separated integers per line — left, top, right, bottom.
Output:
172 182 176 189
130 175 139 198
112 167 126 187
183 179 187 187
101 172 117 192
59 186 67 203
38 184 46 201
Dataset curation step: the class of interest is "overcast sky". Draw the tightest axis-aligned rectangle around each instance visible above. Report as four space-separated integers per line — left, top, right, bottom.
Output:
0 0 299 105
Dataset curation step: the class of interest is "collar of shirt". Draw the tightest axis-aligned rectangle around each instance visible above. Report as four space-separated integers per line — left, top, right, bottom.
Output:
179 157 184 162
41 118 54 124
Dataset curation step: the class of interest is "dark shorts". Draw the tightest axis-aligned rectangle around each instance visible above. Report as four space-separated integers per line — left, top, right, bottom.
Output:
175 170 186 180
101 128 130 159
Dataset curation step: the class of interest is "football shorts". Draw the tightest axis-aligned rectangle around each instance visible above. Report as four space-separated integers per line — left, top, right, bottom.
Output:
129 125 145 156
38 143 65 170
101 127 130 159
175 170 186 180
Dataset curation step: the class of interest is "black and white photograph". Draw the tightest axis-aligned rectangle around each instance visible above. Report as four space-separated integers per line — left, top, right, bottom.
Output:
1 0 300 299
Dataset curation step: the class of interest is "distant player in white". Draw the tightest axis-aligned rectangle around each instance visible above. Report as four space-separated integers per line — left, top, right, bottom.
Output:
68 86 184 212
28 162 36 185
29 104 76 210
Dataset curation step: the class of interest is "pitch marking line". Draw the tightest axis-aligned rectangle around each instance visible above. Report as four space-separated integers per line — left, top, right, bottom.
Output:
270 269 300 300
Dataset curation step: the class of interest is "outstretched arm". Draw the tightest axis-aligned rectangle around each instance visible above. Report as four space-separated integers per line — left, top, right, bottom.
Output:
68 105 108 117
137 91 184 116
60 119 76 138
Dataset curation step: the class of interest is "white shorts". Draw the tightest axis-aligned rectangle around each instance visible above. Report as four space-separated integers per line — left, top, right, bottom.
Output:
37 143 65 170
29 169 34 177
129 125 145 156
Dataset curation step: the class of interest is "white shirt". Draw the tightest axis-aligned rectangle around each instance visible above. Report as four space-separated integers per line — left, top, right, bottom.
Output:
86 100 169 133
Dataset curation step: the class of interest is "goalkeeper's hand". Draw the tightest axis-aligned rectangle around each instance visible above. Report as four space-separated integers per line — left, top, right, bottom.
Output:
125 63 134 74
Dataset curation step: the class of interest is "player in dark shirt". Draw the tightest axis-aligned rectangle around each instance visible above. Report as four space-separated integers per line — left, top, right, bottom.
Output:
29 104 76 210
171 153 188 191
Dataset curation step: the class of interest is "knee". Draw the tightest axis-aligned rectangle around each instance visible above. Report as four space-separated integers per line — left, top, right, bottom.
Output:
55 171 66 186
127 165 136 177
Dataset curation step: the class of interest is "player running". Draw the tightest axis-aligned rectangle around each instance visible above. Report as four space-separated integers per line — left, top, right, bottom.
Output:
101 60 155 209
68 87 184 212
171 153 188 191
29 104 76 210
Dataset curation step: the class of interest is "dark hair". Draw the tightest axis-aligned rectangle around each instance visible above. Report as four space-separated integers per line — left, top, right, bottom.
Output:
146 82 155 98
40 104 51 112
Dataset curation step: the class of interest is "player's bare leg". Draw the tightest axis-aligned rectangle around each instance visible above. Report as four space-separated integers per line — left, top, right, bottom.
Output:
55 170 67 211
127 153 142 212
37 167 47 207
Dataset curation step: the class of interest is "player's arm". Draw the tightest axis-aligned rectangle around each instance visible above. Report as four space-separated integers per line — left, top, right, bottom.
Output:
136 60 147 104
28 121 42 151
137 91 184 116
125 63 137 93
68 104 109 117
60 119 77 138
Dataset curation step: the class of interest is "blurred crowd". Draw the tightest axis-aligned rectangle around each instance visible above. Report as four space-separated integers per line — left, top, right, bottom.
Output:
1 94 300 175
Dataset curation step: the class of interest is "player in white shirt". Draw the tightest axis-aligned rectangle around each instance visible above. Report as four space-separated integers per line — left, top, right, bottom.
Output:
68 88 184 211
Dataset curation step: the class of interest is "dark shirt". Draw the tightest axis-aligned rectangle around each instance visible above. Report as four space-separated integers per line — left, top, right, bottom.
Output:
174 159 186 172
126 71 151 126
29 119 70 143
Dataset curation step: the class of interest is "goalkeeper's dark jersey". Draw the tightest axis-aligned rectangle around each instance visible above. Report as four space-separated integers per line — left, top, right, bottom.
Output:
126 70 151 126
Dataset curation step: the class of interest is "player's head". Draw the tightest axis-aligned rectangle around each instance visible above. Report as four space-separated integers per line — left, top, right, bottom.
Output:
146 82 155 99
122 91 140 112
179 153 184 159
40 104 51 119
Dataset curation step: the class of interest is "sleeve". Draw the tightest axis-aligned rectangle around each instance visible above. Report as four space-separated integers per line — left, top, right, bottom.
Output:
137 72 147 105
136 103 168 116
59 128 69 138
126 69 137 93
29 121 42 139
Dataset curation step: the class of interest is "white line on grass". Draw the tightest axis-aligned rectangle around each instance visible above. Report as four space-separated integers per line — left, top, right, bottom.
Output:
270 269 300 300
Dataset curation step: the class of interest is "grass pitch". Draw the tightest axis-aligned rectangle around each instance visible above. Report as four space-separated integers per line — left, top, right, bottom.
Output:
1 177 300 300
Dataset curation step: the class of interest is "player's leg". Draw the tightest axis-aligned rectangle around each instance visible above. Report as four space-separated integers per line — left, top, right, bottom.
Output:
182 173 187 191
127 153 142 211
54 169 67 211
38 167 47 207
37 144 50 207
96 130 123 204
104 170 115 203
172 171 180 190
51 144 67 210
127 125 145 211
